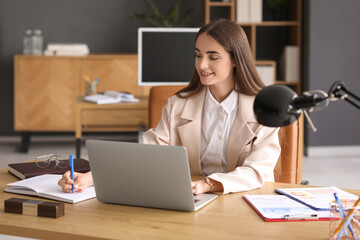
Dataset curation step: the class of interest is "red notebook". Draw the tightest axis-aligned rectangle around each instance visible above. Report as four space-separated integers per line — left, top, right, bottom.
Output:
8 158 90 180
243 195 337 222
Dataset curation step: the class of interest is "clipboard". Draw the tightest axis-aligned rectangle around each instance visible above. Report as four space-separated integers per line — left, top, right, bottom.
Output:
243 195 338 222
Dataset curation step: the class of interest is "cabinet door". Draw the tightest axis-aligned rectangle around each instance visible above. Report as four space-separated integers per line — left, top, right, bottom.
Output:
14 57 80 131
80 55 150 97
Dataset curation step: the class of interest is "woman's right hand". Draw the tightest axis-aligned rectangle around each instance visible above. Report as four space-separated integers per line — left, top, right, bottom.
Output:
58 171 93 193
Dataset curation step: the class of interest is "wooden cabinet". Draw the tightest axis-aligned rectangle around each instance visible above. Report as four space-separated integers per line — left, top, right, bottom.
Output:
204 0 302 93
14 54 150 151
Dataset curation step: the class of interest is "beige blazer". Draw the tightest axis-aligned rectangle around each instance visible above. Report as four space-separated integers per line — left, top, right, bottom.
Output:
143 87 280 194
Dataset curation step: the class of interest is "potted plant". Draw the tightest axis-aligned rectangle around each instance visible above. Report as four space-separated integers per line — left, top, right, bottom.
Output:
130 0 193 27
266 0 290 20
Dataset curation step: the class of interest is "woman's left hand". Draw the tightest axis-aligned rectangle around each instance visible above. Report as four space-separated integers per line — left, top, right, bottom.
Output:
191 179 211 195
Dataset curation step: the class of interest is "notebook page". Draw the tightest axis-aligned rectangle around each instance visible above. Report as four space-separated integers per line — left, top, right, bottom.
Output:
7 174 63 192
39 187 96 203
6 174 96 203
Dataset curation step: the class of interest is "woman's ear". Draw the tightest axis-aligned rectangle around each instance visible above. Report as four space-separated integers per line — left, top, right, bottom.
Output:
232 60 236 68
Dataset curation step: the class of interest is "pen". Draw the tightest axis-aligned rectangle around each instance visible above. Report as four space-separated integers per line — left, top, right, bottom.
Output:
93 78 100 94
85 78 100 96
333 197 360 238
86 80 94 96
70 154 74 193
334 193 356 239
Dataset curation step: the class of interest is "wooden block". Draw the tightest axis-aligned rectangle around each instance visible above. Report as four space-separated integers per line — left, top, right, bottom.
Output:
4 197 26 214
38 201 65 218
4 197 65 218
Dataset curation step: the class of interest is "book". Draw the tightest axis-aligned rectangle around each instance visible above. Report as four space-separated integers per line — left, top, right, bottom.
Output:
8 158 90 180
4 174 96 204
47 43 89 51
275 186 359 211
236 0 250 22
45 43 89 56
243 195 337 222
44 49 89 56
280 46 299 83
83 91 139 104
236 0 262 23
250 0 262 23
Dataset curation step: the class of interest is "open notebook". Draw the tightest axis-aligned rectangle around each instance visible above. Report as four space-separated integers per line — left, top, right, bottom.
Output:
4 174 96 204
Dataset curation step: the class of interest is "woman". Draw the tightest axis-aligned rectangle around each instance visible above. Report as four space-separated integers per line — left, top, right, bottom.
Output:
59 19 280 194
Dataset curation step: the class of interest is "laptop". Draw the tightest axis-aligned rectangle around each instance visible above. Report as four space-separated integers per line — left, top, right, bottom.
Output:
86 140 218 211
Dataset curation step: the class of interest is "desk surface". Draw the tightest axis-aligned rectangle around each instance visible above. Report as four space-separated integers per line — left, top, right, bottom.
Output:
0 169 359 240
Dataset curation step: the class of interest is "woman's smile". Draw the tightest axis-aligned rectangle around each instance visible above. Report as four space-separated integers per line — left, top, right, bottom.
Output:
200 72 214 77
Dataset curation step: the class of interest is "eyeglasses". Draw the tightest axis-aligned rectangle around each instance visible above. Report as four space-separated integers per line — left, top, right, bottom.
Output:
35 154 70 169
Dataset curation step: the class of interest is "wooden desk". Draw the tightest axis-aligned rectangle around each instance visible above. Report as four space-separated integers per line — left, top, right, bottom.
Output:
1 169 359 240
75 96 148 158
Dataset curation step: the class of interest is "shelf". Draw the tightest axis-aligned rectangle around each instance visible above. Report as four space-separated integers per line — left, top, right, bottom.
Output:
204 0 235 24
255 60 276 65
274 81 298 86
207 2 233 7
238 21 299 27
204 0 302 94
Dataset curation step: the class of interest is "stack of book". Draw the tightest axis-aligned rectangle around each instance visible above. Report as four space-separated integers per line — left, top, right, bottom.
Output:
44 43 90 56
236 0 263 23
83 91 139 104
280 46 299 83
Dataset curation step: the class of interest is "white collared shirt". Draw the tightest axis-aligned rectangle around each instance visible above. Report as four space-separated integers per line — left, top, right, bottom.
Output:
201 87 239 176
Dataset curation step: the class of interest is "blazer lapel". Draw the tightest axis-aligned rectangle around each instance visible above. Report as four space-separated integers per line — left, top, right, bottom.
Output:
226 94 257 171
178 88 206 175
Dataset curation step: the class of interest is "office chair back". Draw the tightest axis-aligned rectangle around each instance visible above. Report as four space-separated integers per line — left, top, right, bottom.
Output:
148 85 186 129
274 115 303 184
148 86 303 184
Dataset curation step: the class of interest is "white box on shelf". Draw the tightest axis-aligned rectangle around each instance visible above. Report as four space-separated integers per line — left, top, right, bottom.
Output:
280 46 299 83
256 65 275 86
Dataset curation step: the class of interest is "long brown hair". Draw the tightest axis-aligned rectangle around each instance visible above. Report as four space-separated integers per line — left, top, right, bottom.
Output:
176 19 265 97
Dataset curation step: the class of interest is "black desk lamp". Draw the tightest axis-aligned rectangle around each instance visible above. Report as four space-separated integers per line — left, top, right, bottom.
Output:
253 81 360 128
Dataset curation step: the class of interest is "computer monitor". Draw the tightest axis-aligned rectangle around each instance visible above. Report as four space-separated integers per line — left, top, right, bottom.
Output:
138 27 200 86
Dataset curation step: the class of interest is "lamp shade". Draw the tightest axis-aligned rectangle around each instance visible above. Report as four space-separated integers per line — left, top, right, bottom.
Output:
253 85 302 127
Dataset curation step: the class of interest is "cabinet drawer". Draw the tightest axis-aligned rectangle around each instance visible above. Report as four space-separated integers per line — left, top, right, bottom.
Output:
81 109 148 126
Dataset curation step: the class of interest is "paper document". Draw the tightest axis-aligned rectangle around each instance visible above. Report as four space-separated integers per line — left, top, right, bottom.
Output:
243 195 336 221
275 186 359 211
4 174 96 204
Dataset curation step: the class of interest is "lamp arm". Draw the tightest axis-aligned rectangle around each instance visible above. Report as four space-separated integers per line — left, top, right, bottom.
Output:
343 97 360 110
328 81 360 110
